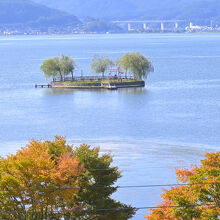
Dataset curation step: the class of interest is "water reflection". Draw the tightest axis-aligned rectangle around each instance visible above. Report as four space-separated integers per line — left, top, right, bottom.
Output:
44 87 149 96
118 87 148 95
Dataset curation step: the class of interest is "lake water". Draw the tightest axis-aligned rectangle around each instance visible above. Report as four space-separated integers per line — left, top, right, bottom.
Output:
0 33 219 219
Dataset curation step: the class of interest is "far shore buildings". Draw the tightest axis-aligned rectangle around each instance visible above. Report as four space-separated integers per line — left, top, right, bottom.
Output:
1 21 220 35
185 22 217 32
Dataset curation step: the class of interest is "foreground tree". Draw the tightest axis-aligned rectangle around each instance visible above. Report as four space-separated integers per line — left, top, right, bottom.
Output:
0 136 135 219
41 55 76 81
119 52 154 79
146 152 220 220
90 55 114 77
0 137 83 219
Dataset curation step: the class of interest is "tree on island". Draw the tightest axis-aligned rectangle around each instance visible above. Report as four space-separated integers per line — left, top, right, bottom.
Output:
60 55 76 81
146 152 220 220
40 56 61 79
0 136 135 219
90 55 114 77
118 52 154 79
41 55 76 81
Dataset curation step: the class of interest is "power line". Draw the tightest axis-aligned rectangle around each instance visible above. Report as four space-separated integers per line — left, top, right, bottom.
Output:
86 203 219 212
118 182 220 188
3 167 188 173
89 166 192 170
0 182 218 192
0 203 217 214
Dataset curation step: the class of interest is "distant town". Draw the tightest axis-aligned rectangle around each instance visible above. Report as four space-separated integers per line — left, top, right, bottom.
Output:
1 20 220 35
114 20 220 33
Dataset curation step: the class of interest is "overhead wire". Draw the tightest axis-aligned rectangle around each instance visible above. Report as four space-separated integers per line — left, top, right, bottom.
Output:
0 203 217 214
0 182 218 192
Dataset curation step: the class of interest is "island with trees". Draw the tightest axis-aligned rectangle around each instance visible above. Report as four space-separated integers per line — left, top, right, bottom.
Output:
40 52 154 90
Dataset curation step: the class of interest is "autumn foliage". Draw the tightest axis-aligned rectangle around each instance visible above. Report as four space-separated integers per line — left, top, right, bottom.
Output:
0 136 135 219
146 152 220 220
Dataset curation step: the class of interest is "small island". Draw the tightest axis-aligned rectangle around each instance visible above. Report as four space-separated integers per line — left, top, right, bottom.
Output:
39 52 154 90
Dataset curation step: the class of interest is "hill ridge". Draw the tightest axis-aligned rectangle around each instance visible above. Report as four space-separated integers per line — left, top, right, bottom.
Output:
32 0 220 22
0 0 80 28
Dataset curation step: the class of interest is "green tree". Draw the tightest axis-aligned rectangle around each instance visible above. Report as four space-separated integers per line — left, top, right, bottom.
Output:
73 144 135 219
90 55 114 77
60 55 76 81
41 55 76 81
40 56 61 80
119 52 154 79
0 136 135 220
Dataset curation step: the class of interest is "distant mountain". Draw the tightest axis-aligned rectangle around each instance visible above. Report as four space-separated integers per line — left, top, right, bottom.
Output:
82 17 122 32
32 0 220 22
0 0 80 28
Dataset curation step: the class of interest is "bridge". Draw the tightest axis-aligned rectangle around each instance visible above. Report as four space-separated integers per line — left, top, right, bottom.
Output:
113 20 186 31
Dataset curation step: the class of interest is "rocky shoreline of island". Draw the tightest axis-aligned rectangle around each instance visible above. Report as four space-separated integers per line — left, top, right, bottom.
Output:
50 79 145 90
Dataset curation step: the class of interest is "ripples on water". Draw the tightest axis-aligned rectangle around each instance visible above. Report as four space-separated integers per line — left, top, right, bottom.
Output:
0 34 219 219
149 78 220 90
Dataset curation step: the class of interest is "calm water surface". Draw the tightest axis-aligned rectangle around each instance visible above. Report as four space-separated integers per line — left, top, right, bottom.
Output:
0 34 219 219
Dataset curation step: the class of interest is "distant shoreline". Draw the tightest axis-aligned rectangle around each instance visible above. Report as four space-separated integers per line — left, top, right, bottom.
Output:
2 31 220 36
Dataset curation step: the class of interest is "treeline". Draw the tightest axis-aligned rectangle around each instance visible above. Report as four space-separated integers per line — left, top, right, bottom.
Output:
40 52 154 80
